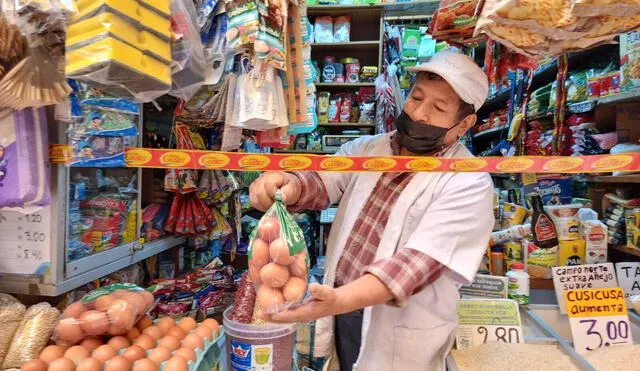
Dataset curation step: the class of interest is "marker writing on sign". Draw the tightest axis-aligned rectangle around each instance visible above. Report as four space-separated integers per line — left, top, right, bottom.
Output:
618 265 640 293
555 265 616 290
566 289 626 316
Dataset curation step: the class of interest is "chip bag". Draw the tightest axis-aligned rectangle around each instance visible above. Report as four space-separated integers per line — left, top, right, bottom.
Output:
248 191 308 314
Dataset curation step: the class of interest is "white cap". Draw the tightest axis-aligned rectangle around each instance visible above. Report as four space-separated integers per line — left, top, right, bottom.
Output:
406 51 489 111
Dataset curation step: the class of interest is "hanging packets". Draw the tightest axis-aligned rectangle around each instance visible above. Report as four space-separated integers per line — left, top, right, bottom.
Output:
254 0 287 69
225 0 260 49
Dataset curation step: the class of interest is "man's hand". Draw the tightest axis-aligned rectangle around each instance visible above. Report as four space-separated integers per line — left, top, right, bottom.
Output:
268 283 339 323
249 172 302 211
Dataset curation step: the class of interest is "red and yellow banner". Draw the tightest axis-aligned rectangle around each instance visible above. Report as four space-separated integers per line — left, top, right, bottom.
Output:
49 146 640 173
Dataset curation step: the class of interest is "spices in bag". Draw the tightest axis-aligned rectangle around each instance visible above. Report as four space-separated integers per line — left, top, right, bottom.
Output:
3 303 60 369
0 295 26 365
249 191 308 314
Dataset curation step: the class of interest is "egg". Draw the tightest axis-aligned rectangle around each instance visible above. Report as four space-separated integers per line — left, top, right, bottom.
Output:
177 317 196 332
76 357 102 371
47 357 76 371
62 302 87 319
79 310 109 336
289 252 308 278
156 317 174 335
174 347 196 363
259 263 289 288
283 277 307 302
157 335 180 351
258 216 280 242
250 239 270 269
269 238 295 265
55 318 85 345
142 326 163 341
194 326 213 341
133 334 156 350
91 344 117 364
132 358 158 371
119 292 148 316
80 338 103 353
122 345 146 362
140 291 155 309
201 319 220 335
166 326 187 341
94 294 116 312
20 358 47 371
64 345 90 363
107 336 130 351
165 355 189 371
40 345 68 364
136 315 153 331
104 355 132 371
147 347 172 364
249 264 262 285
181 334 204 351
126 327 141 342
107 299 136 335
256 286 285 313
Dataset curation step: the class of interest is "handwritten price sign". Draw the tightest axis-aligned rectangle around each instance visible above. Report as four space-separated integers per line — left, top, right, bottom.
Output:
565 288 633 354
455 299 523 349
0 207 51 275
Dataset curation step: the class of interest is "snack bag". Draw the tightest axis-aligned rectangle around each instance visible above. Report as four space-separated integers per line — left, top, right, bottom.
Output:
248 192 308 314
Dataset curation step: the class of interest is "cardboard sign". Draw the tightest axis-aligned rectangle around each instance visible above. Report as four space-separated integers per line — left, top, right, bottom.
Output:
552 263 618 314
460 275 509 299
565 288 632 354
615 262 640 305
455 299 523 349
0 207 52 275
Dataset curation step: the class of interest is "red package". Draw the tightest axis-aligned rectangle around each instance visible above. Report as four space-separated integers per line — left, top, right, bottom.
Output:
165 194 184 233
257 128 293 149
429 0 482 39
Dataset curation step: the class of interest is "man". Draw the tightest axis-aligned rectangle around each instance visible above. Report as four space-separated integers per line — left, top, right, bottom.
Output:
250 51 495 370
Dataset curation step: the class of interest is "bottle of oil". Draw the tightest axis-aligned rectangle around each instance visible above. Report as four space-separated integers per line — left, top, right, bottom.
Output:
531 194 559 249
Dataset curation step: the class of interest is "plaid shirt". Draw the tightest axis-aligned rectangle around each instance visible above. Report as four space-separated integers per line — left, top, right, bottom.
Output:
290 136 448 306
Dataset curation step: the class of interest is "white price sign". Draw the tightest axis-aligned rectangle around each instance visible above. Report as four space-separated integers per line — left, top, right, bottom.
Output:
615 262 640 305
455 299 523 349
0 206 51 275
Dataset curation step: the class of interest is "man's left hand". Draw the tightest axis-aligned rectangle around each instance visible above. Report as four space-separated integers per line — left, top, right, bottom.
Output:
268 283 339 323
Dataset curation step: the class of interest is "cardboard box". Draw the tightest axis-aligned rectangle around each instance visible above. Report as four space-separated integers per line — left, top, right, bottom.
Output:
583 220 608 264
616 102 640 144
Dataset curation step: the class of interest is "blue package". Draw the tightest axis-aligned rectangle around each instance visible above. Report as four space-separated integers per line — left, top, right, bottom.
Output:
523 174 573 205
73 108 138 136
68 136 126 167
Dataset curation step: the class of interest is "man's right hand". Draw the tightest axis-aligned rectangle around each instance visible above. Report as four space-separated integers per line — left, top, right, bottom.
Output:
249 172 302 211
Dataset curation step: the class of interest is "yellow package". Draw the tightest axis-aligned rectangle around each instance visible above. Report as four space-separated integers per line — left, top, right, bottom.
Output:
504 203 528 227
559 240 586 266
626 209 640 248
137 0 170 17
527 241 558 279
504 241 522 271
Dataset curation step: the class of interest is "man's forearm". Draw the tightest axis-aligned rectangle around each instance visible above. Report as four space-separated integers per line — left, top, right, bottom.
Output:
333 274 395 315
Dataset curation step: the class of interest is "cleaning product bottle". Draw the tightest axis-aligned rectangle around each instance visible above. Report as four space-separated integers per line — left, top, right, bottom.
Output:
531 194 559 249
506 262 530 305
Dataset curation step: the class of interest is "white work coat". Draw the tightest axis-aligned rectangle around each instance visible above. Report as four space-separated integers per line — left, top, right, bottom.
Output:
314 133 495 370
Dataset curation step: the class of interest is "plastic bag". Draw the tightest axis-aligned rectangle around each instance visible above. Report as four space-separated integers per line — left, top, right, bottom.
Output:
2 303 60 368
0 295 26 366
248 191 309 314
571 0 640 17
333 15 350 43
225 0 259 49
53 283 154 345
254 0 287 69
313 16 333 43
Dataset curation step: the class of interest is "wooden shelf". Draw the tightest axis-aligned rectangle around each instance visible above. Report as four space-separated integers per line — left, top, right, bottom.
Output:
586 174 640 183
316 82 375 87
597 89 640 105
531 278 554 290
319 122 375 127
311 40 380 49
613 245 640 257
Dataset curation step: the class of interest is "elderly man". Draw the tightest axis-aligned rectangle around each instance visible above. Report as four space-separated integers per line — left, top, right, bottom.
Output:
250 51 495 370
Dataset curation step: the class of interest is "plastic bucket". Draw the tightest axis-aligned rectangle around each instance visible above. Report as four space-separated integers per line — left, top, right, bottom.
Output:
223 306 296 370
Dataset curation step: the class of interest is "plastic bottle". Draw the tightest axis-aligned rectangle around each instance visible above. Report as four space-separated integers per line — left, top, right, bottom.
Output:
531 194 559 249
506 262 530 305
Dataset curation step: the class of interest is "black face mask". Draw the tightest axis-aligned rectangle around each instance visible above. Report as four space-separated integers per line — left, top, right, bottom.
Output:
395 111 459 154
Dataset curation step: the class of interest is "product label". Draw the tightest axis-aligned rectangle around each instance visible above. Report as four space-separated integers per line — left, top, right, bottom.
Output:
460 275 508 299
507 277 530 305
455 299 523 349
552 263 617 314
230 340 273 370
534 215 557 242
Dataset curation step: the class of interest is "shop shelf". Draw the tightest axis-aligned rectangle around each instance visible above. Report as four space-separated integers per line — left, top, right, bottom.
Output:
528 110 553 121
308 1 438 12
319 122 375 127
586 174 640 183
315 82 375 87
472 125 509 139
567 100 596 113
597 89 640 105
311 40 380 49
612 244 640 258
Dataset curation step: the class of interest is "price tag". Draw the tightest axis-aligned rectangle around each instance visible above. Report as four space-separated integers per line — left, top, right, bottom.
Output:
552 263 618 314
565 288 633 354
615 262 640 305
0 206 51 275
460 274 508 299
455 299 523 349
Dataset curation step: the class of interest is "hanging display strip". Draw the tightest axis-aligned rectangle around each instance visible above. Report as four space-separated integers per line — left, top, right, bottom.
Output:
49 145 640 173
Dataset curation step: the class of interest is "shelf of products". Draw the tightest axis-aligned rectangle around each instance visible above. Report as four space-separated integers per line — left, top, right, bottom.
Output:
612 244 640 258
586 174 640 183
473 125 509 139
311 40 381 49
319 122 375 127
315 82 376 87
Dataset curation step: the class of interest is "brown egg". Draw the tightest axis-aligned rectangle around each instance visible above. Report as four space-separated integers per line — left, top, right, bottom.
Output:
104 355 132 371
79 310 109 336
269 238 296 265
76 357 102 371
126 327 141 342
177 317 196 332
62 302 87 319
132 358 158 371
55 319 85 345
107 300 136 332
64 345 90 363
256 286 285 313
91 344 117 364
283 277 307 302
133 334 156 350
165 355 188 371
181 333 204 351
107 336 130 351
258 216 280 242
194 326 213 341
259 263 289 288
40 345 68 364
250 239 270 269
289 252 308 278
136 315 153 331
94 294 116 312
174 347 196 363
47 357 76 371
122 345 146 362
156 317 174 335
166 326 187 341
147 347 172 364
119 292 147 316
249 264 262 285
157 335 180 351
142 326 163 341
80 338 103 353
20 358 47 371
139 291 155 309
201 319 220 334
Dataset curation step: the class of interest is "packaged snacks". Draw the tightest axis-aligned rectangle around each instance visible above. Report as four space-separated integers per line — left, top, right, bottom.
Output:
313 16 333 43
525 241 558 279
429 0 482 39
53 283 155 345
3 303 60 369
620 31 640 92
225 0 260 49
626 209 640 249
248 192 308 314
333 15 350 43
230 272 257 324
254 0 287 69
360 66 378 82
0 295 26 365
